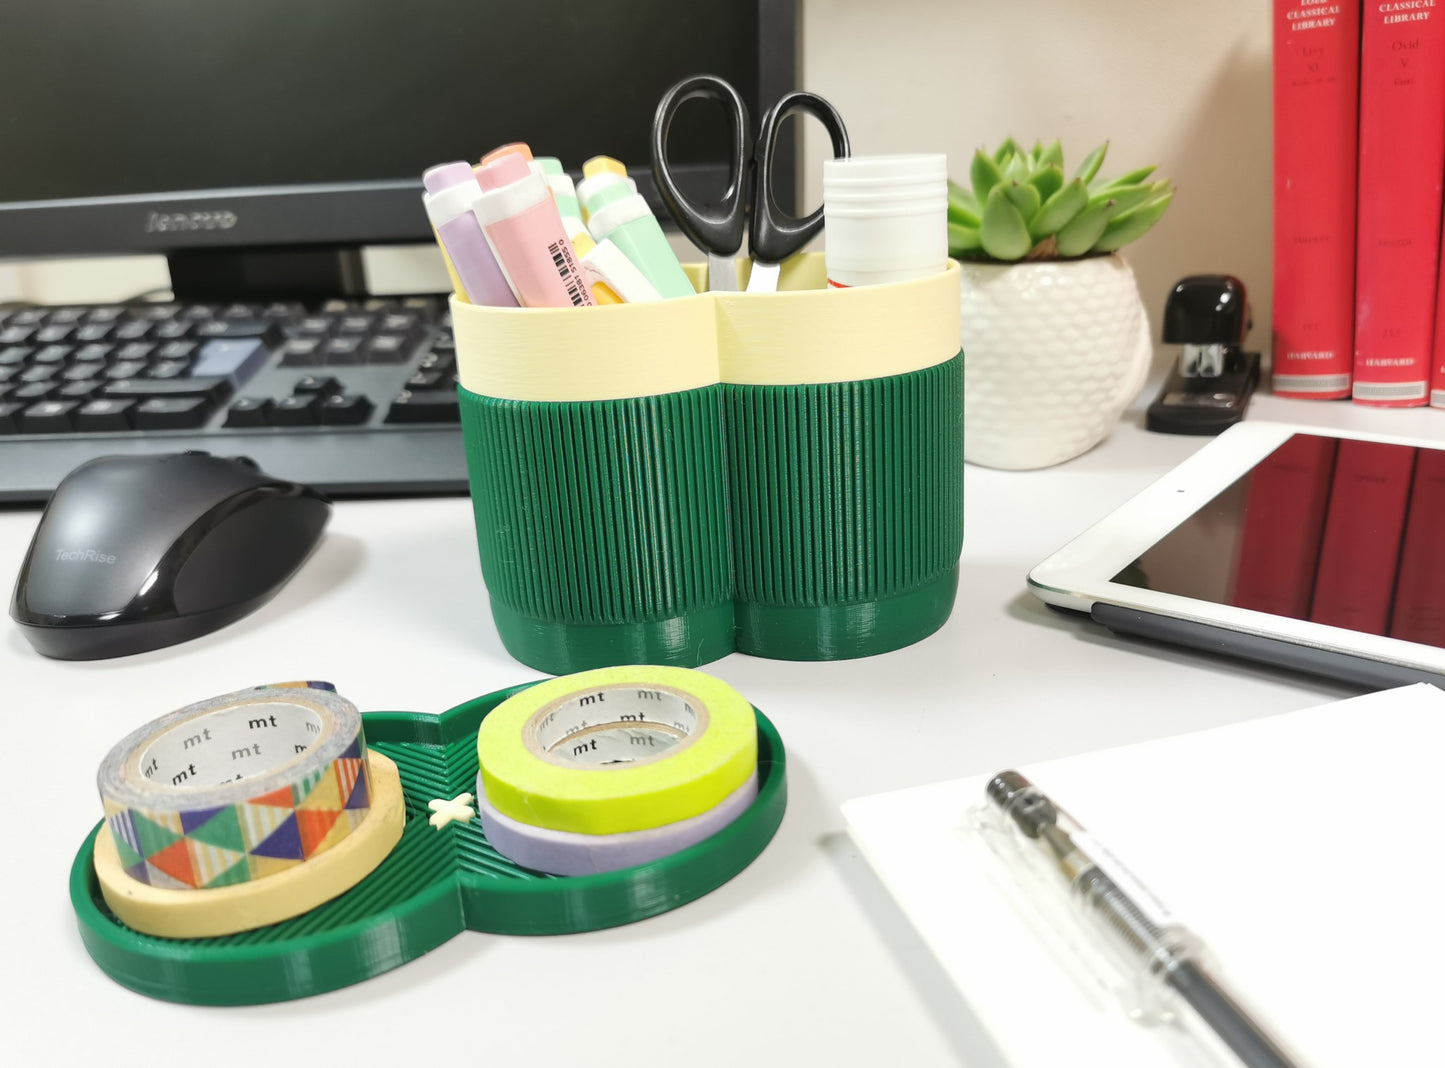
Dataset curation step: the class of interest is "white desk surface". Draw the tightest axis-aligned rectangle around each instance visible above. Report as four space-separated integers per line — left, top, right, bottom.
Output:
4 391 1441 1067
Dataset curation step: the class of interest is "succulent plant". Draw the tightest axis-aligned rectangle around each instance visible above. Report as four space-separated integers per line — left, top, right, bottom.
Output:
948 138 1173 261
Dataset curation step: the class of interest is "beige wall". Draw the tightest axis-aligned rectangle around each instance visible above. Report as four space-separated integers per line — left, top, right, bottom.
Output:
800 0 1274 373
3 2 1275 376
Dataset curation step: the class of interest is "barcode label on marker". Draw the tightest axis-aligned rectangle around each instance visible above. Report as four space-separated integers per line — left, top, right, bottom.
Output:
547 239 592 307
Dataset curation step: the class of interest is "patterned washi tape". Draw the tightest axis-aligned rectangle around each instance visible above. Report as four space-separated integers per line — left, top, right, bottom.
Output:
98 684 371 889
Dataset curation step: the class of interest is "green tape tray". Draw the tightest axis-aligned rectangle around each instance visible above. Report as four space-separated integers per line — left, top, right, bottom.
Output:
70 682 788 1006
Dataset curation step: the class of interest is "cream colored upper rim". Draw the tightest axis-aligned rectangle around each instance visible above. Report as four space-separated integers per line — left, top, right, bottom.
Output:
452 255 961 401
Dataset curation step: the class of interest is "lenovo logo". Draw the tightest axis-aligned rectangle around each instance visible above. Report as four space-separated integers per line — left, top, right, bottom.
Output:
145 210 238 233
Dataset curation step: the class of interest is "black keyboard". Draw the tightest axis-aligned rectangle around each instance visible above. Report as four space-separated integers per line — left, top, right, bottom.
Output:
0 296 468 502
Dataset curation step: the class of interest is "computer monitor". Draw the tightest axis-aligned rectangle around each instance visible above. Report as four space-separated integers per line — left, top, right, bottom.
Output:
0 1 796 300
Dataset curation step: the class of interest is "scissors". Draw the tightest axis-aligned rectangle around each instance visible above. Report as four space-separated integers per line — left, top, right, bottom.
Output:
651 74 850 293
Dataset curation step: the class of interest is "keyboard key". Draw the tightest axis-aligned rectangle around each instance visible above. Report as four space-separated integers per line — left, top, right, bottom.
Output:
84 306 125 323
45 307 86 324
104 361 148 380
271 395 318 426
417 350 455 371
102 376 231 403
222 303 262 319
293 375 342 396
292 317 333 337
318 394 375 425
0 366 16 383
19 400 80 433
431 333 456 353
406 370 444 390
0 346 31 366
190 337 270 382
7 309 45 326
128 303 181 321
10 382 57 402
157 340 200 362
19 365 59 383
322 336 365 364
151 319 192 340
379 313 419 334
134 397 214 429
0 401 25 433
76 398 136 431
180 304 218 320
74 343 115 363
385 389 461 424
34 324 74 344
224 397 274 427
145 361 190 379
194 318 275 340
0 326 37 345
64 362 106 381
263 301 306 321
365 334 411 364
31 344 73 364
335 315 375 336
56 380 102 400
116 341 157 362
280 337 323 367
72 322 114 343
111 319 152 341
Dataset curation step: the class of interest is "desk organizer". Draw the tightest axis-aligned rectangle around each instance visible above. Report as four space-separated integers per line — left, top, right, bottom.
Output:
70 681 787 1005
454 253 964 673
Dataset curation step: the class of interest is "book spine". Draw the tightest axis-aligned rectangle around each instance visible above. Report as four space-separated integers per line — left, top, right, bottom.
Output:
1353 1 1445 407
1271 2 1360 399
1389 447 1445 643
1310 439 1417 634
1227 434 1338 617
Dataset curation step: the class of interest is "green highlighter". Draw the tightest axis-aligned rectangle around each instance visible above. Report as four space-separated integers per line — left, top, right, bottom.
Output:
535 156 582 227
586 180 697 299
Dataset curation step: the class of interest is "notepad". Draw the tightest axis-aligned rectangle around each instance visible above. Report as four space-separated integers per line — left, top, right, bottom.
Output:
842 684 1445 1068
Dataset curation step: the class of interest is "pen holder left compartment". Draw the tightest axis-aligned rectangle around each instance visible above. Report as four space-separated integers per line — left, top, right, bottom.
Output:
453 297 734 674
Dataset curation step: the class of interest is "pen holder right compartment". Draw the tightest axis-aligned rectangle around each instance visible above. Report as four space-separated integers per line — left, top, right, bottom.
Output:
719 258 964 659
453 297 734 674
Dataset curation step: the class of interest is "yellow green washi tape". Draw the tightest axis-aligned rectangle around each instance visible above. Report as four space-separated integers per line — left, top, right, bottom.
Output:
476 666 757 835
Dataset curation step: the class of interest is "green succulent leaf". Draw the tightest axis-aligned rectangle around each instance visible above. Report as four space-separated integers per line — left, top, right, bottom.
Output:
1038 138 1064 171
1091 190 1173 252
1074 141 1109 184
948 222 982 253
1003 152 1030 183
1003 180 1042 221
971 149 1004 204
1028 177 1090 239
948 182 980 228
1055 198 1114 256
1030 140 1044 162
1099 164 1157 190
979 185 1033 260
994 138 1022 165
1027 163 1065 203
1089 181 1165 217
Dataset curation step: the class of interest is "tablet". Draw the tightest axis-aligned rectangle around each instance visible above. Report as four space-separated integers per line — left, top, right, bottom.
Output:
1028 421 1445 687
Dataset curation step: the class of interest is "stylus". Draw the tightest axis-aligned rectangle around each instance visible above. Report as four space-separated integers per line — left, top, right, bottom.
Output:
985 771 1301 1068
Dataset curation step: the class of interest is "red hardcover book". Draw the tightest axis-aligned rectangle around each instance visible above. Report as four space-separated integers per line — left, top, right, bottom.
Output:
1389 447 1445 644
1310 439 1417 634
1228 434 1338 617
1353 2 1445 407
1271 3 1360 399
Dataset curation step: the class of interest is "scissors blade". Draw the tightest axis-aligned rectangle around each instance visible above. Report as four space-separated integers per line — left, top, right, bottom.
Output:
707 250 740 292
744 261 781 293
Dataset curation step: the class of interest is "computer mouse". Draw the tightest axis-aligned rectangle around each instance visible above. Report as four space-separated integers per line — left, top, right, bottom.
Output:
10 451 331 660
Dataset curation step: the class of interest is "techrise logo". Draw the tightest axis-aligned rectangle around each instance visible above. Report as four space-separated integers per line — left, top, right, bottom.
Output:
55 548 117 564
145 210 237 233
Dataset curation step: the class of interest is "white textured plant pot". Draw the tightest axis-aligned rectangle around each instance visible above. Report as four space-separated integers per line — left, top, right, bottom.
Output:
959 255 1152 469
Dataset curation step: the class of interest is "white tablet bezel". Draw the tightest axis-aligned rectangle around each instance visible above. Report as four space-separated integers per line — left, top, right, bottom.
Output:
1027 420 1445 675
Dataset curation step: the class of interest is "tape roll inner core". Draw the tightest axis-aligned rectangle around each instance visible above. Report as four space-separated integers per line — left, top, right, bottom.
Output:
526 685 706 770
134 701 327 791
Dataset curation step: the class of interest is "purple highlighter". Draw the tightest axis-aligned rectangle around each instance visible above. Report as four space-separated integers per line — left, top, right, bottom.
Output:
422 161 518 307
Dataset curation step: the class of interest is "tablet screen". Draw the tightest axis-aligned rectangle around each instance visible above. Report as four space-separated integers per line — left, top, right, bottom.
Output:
1110 433 1445 646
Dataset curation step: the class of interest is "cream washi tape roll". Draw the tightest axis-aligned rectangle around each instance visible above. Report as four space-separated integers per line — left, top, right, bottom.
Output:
98 684 372 889
476 666 758 836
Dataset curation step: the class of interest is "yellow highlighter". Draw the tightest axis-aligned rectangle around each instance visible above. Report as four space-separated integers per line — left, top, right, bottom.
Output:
577 155 637 222
568 228 622 305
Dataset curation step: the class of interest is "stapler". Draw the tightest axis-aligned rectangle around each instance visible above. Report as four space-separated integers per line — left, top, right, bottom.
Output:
1145 274 1261 435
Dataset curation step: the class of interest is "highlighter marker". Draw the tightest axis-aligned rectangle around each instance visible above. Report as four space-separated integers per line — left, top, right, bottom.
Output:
474 153 595 308
537 157 583 228
576 156 639 220
482 142 533 166
585 181 695 299
572 229 662 304
422 162 519 307
568 230 623 304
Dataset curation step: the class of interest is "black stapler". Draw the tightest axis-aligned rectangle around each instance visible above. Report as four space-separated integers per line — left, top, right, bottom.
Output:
1145 275 1261 435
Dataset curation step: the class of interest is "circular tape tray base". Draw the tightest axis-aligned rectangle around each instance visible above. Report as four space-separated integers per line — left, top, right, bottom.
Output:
70 683 787 1006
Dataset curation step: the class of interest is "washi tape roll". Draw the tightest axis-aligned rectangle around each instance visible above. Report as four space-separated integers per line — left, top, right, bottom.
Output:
93 750 404 939
475 770 758 876
476 665 757 835
98 686 372 889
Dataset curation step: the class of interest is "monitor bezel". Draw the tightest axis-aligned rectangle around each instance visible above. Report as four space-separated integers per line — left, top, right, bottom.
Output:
0 0 796 261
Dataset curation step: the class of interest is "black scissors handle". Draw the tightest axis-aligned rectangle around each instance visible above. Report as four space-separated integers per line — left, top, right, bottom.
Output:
651 74 751 257
751 90 850 265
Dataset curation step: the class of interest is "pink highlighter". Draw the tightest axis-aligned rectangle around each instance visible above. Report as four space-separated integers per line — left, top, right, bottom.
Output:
473 153 594 308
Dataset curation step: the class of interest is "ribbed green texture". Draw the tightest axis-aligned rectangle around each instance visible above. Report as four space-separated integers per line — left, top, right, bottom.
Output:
459 386 734 672
71 683 788 1005
724 355 964 657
